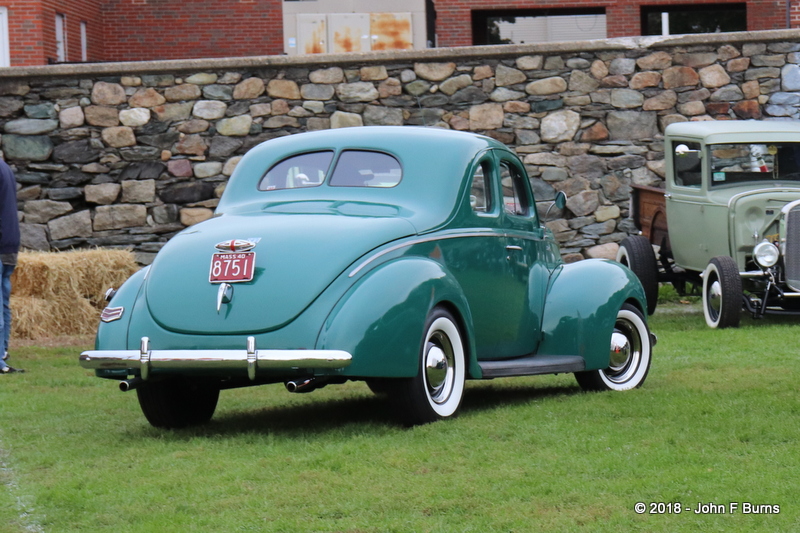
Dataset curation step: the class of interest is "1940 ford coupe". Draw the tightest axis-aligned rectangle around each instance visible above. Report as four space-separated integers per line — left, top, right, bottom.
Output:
80 127 653 428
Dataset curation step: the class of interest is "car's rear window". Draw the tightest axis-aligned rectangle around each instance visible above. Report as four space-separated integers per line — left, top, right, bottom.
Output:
258 151 334 191
329 150 402 188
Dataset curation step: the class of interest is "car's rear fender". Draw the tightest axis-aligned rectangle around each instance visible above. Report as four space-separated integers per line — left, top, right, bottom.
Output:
538 259 647 371
317 257 479 379
94 266 149 352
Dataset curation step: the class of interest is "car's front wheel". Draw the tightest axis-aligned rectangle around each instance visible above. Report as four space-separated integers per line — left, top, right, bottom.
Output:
575 303 652 391
702 256 742 329
388 307 466 425
136 378 220 429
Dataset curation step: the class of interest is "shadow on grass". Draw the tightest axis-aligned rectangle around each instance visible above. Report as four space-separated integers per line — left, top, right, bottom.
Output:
143 379 583 439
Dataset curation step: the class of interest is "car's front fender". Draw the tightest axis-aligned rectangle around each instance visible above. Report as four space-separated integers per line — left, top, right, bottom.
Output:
538 259 647 370
317 257 478 379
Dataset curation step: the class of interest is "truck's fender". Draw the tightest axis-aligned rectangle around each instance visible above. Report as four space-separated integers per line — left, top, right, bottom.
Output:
93 266 149 360
317 257 478 379
538 259 647 371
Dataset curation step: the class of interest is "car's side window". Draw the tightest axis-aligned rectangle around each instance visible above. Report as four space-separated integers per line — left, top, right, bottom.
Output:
329 150 402 188
500 161 529 217
469 161 492 213
258 151 334 191
673 141 702 188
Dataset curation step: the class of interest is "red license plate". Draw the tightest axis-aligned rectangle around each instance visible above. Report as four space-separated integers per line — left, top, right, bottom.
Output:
209 252 256 283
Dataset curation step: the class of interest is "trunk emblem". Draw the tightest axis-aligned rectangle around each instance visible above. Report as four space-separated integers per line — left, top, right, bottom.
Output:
215 239 257 252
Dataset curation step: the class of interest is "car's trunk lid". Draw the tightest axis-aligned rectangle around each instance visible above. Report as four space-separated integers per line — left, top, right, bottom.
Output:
144 211 416 335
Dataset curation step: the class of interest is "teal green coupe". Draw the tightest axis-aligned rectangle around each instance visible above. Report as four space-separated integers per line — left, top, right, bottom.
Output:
80 127 653 428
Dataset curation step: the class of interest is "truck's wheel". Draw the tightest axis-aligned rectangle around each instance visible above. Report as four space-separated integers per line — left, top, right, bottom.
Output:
702 256 742 329
616 236 659 315
137 378 220 429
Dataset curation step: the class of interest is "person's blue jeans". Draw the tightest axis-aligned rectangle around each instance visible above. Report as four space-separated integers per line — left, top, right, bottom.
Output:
0 263 14 370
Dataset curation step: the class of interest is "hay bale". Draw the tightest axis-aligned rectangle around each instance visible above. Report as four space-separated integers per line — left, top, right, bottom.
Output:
9 249 140 339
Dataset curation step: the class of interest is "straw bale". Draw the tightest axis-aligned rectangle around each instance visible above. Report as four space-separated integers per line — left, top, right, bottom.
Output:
9 249 140 339
10 296 98 339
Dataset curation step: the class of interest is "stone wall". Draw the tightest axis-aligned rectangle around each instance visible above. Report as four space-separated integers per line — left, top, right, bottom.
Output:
3 29 800 264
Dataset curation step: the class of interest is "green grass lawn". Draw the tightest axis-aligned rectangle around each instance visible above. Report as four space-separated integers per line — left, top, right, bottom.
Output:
1 302 798 532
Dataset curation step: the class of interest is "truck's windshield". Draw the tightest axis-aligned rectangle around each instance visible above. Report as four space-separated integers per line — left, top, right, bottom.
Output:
710 143 800 186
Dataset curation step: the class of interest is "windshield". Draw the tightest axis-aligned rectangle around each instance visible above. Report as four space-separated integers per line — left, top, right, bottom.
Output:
709 143 800 187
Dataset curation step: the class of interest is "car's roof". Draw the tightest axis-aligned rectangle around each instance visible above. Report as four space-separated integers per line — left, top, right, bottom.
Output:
666 120 800 144
217 126 511 232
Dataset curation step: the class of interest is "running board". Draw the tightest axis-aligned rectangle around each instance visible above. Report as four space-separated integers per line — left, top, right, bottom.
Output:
478 355 585 378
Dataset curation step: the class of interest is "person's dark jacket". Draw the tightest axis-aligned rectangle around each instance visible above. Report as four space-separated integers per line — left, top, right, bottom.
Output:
0 159 20 256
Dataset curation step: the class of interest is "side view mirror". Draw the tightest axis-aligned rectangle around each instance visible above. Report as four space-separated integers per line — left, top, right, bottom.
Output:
554 190 567 210
544 191 567 222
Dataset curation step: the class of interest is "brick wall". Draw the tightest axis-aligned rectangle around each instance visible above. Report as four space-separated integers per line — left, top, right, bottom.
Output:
4 0 282 67
434 0 800 47
100 0 283 62
5 0 104 66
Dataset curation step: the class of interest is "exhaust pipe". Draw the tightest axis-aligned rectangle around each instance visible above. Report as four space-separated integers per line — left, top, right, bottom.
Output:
119 377 144 392
285 376 346 393
285 378 317 393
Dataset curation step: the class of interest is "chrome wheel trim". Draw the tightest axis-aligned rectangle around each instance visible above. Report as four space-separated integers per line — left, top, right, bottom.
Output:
707 278 722 322
599 307 651 390
422 316 465 417
425 337 453 404
608 331 632 373
604 316 642 384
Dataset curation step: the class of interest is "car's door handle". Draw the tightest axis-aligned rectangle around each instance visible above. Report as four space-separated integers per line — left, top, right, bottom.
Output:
505 245 523 251
664 193 672 198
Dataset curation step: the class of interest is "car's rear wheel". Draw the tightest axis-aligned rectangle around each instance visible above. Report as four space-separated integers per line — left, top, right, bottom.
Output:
616 236 659 315
365 378 390 395
136 378 220 429
575 303 652 391
388 307 466 425
702 256 742 329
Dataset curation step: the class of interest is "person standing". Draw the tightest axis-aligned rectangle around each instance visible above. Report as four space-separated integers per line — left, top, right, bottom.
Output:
0 158 23 374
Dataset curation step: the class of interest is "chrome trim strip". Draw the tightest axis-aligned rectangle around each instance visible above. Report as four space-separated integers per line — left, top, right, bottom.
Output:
348 230 502 278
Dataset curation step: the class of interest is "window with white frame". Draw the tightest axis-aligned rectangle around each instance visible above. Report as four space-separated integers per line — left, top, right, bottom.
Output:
0 8 9 67
80 21 87 61
55 13 66 62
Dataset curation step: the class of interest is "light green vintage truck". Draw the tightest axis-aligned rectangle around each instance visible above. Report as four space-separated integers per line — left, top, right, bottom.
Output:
619 120 800 328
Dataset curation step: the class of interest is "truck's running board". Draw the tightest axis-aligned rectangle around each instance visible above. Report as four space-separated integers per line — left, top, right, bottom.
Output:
478 355 585 378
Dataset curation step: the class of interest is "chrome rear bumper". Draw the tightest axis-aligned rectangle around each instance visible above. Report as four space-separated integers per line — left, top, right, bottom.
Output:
79 336 352 381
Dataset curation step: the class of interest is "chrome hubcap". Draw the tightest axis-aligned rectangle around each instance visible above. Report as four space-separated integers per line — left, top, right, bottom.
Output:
425 332 454 404
708 279 722 320
609 332 631 372
606 318 642 383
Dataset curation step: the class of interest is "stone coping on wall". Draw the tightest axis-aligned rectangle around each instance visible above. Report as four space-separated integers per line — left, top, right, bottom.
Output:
3 29 800 80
